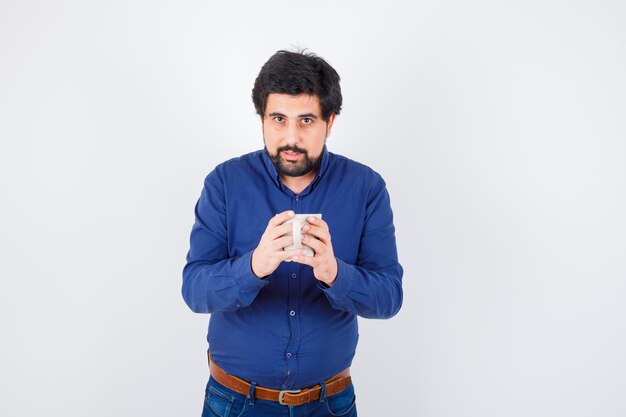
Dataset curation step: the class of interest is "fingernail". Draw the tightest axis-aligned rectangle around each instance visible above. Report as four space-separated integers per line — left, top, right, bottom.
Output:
308 217 315 222
288 211 295 216
303 225 310 231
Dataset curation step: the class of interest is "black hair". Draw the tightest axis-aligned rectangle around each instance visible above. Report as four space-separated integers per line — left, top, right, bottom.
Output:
252 49 342 122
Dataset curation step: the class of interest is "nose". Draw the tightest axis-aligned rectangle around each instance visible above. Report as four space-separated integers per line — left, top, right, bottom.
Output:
285 121 300 146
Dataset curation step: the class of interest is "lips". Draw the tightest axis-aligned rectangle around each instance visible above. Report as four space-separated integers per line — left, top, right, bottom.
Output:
282 150 303 160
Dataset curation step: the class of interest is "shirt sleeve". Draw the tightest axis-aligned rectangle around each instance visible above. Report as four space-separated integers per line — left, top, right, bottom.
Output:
182 168 269 314
320 174 404 319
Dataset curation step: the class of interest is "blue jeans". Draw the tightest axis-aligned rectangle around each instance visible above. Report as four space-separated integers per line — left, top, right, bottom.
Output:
201 376 357 417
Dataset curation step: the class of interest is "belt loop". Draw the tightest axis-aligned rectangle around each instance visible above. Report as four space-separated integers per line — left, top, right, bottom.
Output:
318 381 327 403
247 382 257 406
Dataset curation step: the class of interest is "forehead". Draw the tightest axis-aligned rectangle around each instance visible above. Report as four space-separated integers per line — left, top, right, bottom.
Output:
264 93 321 116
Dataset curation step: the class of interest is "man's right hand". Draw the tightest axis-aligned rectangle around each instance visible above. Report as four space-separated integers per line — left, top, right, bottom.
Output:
251 210 304 278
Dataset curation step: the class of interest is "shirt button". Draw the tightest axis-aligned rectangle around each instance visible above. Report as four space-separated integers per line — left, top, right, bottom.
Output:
286 352 292 358
295 196 300 201
289 310 296 316
291 273 296 278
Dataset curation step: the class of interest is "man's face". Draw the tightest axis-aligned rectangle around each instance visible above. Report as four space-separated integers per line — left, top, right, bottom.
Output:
263 93 335 178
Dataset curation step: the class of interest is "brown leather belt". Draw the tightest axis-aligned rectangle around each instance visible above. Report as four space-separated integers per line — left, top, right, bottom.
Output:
208 353 352 406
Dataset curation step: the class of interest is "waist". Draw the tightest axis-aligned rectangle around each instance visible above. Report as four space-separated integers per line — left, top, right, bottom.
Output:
209 352 351 406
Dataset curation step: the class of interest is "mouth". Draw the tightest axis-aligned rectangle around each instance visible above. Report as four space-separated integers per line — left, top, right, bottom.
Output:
282 150 303 161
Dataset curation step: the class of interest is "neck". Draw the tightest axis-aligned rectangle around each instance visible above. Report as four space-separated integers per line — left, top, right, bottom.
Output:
281 171 316 195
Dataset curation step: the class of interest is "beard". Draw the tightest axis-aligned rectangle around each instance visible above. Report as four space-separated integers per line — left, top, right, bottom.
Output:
266 144 323 178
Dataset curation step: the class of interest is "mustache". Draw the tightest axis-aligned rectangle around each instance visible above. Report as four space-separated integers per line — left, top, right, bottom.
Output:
277 145 307 155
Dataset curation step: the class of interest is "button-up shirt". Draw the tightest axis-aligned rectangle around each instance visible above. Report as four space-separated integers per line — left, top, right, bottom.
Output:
182 146 403 389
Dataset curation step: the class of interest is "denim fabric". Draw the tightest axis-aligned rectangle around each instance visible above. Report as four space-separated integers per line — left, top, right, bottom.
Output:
201 376 357 417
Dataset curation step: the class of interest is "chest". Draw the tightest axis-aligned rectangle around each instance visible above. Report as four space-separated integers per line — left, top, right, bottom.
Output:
224 180 367 264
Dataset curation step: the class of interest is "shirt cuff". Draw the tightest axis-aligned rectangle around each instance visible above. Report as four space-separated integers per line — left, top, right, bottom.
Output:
319 257 355 301
233 250 270 292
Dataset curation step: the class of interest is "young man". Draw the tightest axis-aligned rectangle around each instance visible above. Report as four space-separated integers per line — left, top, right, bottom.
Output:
183 50 403 417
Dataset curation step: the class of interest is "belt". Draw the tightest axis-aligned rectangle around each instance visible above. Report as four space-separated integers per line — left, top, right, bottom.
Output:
208 353 352 406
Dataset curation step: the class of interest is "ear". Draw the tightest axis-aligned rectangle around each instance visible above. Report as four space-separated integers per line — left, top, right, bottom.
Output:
325 113 336 137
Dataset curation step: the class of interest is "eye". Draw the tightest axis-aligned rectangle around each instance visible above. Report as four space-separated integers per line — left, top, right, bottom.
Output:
274 116 285 123
301 117 313 125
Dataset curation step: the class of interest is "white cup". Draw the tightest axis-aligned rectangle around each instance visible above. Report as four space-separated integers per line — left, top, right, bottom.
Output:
284 213 322 261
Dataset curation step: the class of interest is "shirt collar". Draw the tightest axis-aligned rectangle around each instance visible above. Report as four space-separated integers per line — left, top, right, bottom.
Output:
309 145 330 192
261 148 283 190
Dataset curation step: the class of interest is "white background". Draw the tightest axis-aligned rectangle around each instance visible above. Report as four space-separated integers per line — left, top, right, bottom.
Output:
1 1 625 416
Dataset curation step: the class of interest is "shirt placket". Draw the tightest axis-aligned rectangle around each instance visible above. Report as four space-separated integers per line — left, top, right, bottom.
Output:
282 193 303 389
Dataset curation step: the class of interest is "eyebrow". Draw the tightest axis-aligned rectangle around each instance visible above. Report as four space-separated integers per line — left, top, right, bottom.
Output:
268 112 319 119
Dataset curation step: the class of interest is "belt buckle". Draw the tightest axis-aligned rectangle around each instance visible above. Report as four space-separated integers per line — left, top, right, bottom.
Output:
278 389 301 405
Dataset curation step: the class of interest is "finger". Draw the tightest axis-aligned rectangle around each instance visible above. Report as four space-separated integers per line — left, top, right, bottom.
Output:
267 210 295 229
306 216 329 231
301 233 325 254
267 223 294 241
302 224 331 244
292 253 317 266
271 235 295 251
281 248 307 261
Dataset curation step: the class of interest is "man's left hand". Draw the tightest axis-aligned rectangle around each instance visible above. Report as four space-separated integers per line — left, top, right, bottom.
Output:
292 216 338 286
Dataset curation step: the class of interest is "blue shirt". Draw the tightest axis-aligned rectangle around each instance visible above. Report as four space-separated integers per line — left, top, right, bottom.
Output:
182 146 403 390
